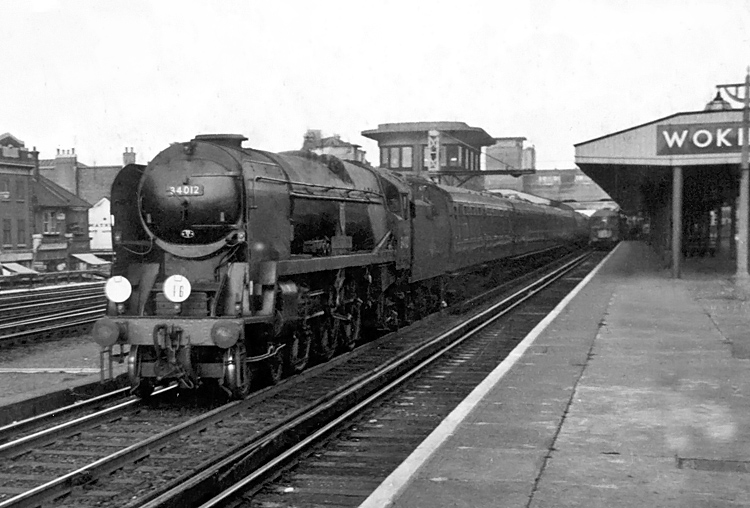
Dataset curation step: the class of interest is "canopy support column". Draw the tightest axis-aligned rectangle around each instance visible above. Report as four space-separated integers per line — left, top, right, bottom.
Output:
671 165 683 278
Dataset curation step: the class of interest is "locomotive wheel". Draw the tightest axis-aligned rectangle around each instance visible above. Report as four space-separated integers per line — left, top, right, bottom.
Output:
128 345 155 398
223 343 251 399
313 317 338 361
285 324 312 375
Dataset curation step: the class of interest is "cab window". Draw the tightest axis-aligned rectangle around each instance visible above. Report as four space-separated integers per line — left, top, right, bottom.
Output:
382 179 403 218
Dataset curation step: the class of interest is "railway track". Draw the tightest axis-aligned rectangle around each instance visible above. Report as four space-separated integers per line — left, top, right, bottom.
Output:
190 250 604 508
0 249 602 508
0 282 104 308
0 387 133 445
0 282 106 347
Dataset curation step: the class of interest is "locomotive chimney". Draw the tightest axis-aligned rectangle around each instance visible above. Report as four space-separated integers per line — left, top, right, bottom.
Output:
192 134 247 149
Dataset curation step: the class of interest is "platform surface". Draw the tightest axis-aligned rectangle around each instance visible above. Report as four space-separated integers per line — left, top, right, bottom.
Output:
0 335 126 415
361 241 750 508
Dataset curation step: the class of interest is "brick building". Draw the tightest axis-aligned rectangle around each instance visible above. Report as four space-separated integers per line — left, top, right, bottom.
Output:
39 147 135 205
483 135 612 215
39 147 137 256
0 133 106 273
32 176 95 271
484 137 536 190
0 133 36 272
521 169 614 215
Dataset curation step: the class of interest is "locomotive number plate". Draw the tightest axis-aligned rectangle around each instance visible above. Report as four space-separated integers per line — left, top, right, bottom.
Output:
167 184 204 197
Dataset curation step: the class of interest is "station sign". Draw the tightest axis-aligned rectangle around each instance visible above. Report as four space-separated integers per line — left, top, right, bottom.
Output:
657 122 750 155
427 130 440 171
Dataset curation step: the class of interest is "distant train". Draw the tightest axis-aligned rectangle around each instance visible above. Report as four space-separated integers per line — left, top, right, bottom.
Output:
92 134 588 398
589 208 626 249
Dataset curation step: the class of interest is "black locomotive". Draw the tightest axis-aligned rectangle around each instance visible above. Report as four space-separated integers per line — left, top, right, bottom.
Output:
92 134 587 398
588 208 626 249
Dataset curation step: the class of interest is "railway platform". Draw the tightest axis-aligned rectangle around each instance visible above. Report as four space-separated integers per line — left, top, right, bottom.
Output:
360 241 750 508
0 336 127 425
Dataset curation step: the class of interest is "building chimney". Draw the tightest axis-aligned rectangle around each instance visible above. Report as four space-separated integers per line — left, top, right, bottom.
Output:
52 147 78 195
31 146 39 180
302 129 322 151
123 147 136 166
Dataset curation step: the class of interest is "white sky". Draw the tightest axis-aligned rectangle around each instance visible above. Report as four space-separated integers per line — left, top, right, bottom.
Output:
4 0 750 169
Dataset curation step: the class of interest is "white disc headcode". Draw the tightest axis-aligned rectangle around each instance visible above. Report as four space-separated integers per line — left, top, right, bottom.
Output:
105 276 132 303
164 274 192 303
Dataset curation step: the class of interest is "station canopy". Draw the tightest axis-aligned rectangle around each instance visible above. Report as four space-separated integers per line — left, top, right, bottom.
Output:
1 262 38 275
575 108 746 214
72 253 110 265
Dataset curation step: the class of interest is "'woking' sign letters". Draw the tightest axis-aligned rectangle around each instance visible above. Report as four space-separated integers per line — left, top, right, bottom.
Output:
657 123 750 155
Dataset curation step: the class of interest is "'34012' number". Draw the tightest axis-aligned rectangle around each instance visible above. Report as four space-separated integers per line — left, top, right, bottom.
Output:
167 185 204 196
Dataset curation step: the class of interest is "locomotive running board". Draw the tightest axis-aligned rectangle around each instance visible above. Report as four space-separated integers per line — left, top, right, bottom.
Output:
277 251 396 276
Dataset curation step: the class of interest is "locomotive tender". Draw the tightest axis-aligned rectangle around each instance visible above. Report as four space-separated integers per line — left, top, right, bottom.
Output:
92 134 587 398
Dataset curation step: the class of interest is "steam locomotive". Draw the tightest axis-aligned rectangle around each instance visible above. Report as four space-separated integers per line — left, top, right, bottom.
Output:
92 134 587 398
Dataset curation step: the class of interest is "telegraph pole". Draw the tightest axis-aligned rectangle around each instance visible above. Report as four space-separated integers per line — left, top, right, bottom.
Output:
718 68 750 284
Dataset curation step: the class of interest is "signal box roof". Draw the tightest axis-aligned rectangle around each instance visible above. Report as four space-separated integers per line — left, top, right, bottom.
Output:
362 121 496 147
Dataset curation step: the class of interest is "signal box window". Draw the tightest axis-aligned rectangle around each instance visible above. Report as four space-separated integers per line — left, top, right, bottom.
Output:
389 147 401 169
447 145 460 167
401 147 413 168
381 146 413 170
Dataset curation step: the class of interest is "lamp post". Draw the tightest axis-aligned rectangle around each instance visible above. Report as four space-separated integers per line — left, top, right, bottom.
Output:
717 68 750 284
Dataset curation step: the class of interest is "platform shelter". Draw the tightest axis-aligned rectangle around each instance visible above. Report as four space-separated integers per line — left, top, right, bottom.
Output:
575 80 750 278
